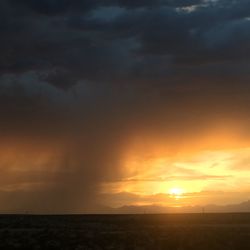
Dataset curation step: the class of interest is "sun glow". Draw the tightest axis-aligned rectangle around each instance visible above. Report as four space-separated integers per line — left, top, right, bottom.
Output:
102 145 250 208
168 187 184 198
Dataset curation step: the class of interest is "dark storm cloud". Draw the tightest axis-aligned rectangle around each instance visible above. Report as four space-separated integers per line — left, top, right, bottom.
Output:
9 0 100 15
0 0 250 212
8 0 205 15
1 0 250 86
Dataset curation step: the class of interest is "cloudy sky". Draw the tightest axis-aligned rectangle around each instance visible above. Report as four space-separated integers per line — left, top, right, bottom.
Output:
1 0 250 213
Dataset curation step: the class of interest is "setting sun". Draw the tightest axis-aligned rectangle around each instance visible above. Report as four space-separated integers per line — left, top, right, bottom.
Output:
168 187 184 198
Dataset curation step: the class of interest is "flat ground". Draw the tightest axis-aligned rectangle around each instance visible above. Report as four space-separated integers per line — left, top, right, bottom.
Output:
0 213 250 249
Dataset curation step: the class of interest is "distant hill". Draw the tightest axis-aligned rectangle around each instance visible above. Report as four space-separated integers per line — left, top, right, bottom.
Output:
100 200 250 214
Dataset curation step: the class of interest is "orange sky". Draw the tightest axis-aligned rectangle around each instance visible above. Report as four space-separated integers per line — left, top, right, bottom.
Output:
100 128 250 208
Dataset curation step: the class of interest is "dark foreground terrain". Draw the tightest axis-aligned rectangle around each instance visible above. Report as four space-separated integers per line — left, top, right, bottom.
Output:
1 213 250 249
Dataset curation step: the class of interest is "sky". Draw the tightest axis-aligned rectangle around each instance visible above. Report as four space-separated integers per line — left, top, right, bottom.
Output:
0 0 250 213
